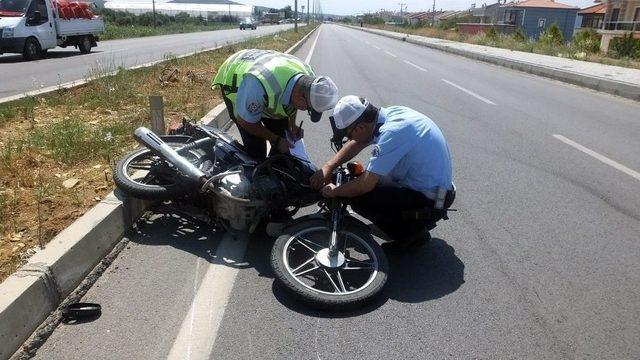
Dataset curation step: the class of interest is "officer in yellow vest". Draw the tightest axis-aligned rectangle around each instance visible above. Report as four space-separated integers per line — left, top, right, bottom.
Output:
212 49 339 159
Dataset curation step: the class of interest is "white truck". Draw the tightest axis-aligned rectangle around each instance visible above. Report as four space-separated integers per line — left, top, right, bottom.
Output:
0 0 104 60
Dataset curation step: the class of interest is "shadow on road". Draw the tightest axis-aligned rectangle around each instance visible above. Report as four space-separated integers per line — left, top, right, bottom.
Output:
131 204 465 317
271 237 465 317
129 204 224 264
0 51 98 63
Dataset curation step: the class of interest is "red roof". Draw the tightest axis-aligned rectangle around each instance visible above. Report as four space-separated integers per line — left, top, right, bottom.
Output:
503 0 578 9
578 3 606 14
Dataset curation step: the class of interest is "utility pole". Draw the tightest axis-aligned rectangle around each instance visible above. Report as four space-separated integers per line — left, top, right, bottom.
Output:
398 2 406 22
432 0 436 27
294 0 298 32
152 0 156 27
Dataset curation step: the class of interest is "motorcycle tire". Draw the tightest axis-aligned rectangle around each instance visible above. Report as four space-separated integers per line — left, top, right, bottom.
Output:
271 218 388 310
113 138 212 200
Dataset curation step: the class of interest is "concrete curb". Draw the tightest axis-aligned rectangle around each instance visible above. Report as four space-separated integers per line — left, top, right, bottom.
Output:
345 25 640 101
0 24 319 360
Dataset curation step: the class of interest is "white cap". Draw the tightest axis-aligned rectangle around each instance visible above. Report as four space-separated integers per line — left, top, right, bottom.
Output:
309 76 339 112
331 96 369 129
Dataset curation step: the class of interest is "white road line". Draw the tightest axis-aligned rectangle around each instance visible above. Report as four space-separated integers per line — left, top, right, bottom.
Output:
373 46 381 50
553 134 640 181
384 50 397 58
441 79 496 105
403 60 427 72
305 26 323 63
167 233 250 360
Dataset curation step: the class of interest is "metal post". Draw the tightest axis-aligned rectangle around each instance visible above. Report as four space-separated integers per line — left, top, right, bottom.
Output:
149 96 165 135
294 0 298 32
307 0 309 24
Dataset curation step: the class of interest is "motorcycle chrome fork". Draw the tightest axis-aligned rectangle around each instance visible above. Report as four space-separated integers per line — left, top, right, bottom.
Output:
328 172 344 257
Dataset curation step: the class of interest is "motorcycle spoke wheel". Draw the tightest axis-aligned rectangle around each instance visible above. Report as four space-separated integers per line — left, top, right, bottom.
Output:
282 227 381 296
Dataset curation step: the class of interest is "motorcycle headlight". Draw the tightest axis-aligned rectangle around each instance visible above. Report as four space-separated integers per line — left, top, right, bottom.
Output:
2 28 15 38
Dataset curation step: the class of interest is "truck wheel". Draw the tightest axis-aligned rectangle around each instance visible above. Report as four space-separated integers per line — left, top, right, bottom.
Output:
23 38 42 61
79 36 92 54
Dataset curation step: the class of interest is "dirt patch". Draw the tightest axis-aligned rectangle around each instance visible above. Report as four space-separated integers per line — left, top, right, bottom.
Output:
0 26 316 282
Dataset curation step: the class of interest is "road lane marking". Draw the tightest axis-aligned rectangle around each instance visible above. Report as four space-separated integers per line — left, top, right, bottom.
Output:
373 46 381 50
167 233 250 360
441 79 496 105
384 50 397 58
553 134 640 181
403 60 427 72
305 26 323 63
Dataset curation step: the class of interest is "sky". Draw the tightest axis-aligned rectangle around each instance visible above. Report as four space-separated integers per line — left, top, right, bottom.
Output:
242 0 598 15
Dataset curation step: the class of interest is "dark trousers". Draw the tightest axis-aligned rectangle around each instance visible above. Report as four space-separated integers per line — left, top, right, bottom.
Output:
349 186 455 242
223 95 288 160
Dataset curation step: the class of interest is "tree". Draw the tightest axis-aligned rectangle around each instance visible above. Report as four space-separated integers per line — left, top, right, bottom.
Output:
282 5 292 19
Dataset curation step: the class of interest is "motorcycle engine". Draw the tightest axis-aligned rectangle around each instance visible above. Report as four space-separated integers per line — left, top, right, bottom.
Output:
219 173 251 199
251 174 286 208
210 170 264 232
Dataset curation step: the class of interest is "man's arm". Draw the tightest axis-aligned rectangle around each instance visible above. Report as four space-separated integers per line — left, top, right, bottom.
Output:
310 139 368 189
236 116 280 143
322 171 379 198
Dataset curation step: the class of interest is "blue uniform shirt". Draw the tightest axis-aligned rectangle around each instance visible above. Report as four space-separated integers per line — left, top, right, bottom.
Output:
367 106 453 197
236 73 303 123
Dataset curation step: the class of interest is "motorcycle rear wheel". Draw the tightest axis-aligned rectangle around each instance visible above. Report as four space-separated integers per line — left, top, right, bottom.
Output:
271 218 388 310
113 139 211 200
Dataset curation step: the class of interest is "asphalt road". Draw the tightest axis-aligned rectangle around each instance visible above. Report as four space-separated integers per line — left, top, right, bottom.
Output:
0 24 295 99
31 24 640 359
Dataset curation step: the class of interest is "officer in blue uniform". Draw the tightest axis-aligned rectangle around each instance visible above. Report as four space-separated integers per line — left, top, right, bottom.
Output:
310 96 455 250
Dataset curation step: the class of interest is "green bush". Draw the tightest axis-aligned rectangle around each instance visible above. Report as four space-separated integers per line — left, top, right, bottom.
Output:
573 28 600 53
539 22 564 46
512 27 526 42
485 26 499 41
609 33 640 59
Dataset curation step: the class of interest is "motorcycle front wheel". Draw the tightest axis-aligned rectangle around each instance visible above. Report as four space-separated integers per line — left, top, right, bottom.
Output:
271 218 388 310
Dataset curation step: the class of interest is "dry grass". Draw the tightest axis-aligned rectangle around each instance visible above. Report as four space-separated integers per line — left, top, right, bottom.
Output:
365 24 640 70
0 25 317 282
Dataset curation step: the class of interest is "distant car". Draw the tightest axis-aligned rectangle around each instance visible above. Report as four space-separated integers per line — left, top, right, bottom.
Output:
239 17 257 30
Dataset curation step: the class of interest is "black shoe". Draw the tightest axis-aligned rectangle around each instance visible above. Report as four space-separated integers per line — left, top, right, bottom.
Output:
381 230 431 252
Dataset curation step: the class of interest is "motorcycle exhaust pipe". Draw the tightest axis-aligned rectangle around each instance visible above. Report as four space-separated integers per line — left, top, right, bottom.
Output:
133 127 206 181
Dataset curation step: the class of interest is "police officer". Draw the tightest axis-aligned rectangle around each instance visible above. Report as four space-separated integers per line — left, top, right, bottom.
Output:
212 49 339 160
310 96 455 250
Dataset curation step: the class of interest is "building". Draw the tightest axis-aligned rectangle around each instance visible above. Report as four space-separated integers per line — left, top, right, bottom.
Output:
471 2 504 23
501 0 579 39
578 2 606 29
104 0 253 19
598 0 640 51
405 11 433 26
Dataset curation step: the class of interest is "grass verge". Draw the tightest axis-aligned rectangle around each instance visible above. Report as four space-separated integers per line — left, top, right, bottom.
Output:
101 22 237 41
363 24 640 70
0 25 317 282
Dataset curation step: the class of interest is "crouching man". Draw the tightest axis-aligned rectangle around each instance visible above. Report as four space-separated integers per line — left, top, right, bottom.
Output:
310 96 455 250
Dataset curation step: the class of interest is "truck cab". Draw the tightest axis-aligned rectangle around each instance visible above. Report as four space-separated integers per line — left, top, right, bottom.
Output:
0 0 104 60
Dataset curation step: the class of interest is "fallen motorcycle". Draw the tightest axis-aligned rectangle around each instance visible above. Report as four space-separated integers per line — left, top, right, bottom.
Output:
113 121 388 309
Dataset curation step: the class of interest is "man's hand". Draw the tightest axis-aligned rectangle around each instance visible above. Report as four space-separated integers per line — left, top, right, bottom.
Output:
321 183 337 198
289 124 304 141
276 137 292 154
310 164 333 190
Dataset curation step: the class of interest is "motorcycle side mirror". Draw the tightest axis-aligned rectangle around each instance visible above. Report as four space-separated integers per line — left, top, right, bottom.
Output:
347 161 364 176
